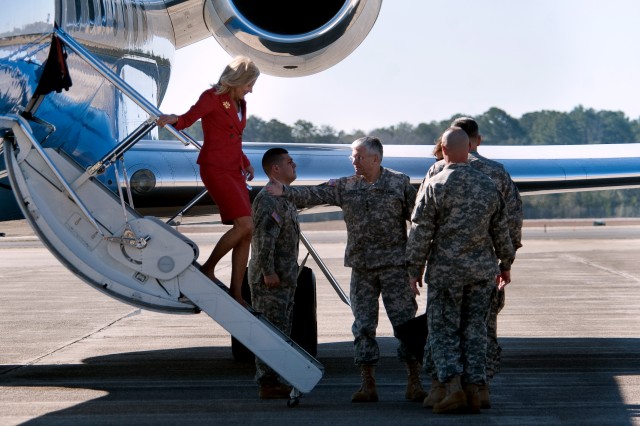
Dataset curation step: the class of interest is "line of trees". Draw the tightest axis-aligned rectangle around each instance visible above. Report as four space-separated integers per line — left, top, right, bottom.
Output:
158 106 640 219
248 106 640 146
159 106 640 146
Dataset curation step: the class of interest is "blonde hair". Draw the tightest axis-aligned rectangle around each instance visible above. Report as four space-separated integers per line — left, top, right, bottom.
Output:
215 56 260 95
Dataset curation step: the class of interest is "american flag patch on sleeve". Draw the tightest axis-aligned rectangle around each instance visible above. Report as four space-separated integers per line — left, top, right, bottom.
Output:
270 211 282 224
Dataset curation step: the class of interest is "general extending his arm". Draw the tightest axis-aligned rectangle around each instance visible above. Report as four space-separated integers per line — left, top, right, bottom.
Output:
284 181 342 209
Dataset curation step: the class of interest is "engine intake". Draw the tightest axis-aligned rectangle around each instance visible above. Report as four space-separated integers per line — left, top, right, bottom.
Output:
204 0 382 77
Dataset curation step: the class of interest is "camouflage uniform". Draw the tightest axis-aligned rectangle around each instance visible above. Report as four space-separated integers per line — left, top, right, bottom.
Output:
406 163 515 385
285 167 418 365
427 152 523 249
248 189 300 384
426 152 523 379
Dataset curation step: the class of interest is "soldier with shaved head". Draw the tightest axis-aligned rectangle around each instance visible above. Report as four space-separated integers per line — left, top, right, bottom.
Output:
424 118 524 409
406 127 515 414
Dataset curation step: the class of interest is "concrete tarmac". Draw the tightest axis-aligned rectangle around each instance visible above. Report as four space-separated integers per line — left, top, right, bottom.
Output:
1 215 640 425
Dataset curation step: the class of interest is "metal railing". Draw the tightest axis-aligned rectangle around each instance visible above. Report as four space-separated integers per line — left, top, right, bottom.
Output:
54 27 349 306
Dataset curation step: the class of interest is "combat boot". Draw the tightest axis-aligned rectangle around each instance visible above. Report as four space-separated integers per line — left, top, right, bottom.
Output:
422 378 445 408
405 361 429 401
464 383 481 414
432 375 467 414
479 383 491 409
258 382 292 399
351 364 378 402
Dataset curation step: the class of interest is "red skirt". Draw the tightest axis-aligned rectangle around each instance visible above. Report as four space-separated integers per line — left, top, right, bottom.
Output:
199 166 251 225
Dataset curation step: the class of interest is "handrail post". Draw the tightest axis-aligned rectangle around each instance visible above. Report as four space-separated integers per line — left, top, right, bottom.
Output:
53 27 201 151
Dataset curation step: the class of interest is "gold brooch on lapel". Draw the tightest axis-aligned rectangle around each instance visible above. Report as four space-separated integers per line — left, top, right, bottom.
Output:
222 101 231 109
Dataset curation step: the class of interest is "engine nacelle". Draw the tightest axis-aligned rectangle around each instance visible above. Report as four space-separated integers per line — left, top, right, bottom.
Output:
203 0 382 77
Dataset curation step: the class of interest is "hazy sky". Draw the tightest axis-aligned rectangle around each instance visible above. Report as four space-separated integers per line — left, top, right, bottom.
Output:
160 0 640 132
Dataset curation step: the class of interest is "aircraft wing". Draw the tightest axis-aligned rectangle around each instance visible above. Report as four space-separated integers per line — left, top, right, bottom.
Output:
5 139 640 221
112 140 640 218
242 141 640 196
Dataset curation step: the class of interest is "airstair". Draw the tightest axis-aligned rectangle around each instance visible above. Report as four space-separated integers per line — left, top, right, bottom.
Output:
0 28 323 394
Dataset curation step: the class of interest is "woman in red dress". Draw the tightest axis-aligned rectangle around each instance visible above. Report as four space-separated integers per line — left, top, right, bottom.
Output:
157 56 259 305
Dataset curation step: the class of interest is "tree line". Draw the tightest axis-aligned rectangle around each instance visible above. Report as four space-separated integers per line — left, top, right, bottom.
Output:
158 106 640 219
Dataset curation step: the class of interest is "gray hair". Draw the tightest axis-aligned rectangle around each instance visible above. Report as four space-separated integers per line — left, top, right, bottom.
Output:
352 136 383 160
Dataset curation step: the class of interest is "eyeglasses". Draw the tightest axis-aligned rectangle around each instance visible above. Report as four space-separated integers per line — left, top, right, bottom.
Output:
349 155 368 163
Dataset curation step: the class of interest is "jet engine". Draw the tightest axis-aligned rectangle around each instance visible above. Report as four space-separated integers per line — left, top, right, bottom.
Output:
201 0 382 77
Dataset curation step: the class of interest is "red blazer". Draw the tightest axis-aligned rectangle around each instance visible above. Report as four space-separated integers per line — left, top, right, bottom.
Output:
174 87 250 173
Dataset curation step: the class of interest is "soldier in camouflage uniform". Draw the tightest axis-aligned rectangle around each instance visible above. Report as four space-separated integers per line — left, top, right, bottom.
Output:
267 136 426 403
407 127 515 414
427 118 522 251
423 117 523 408
248 148 300 399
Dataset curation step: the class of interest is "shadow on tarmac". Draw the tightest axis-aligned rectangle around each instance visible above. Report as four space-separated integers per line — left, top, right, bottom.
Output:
2 337 640 425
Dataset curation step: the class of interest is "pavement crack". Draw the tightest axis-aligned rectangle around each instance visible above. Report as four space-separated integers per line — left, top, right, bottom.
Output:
0 309 141 376
560 254 640 283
